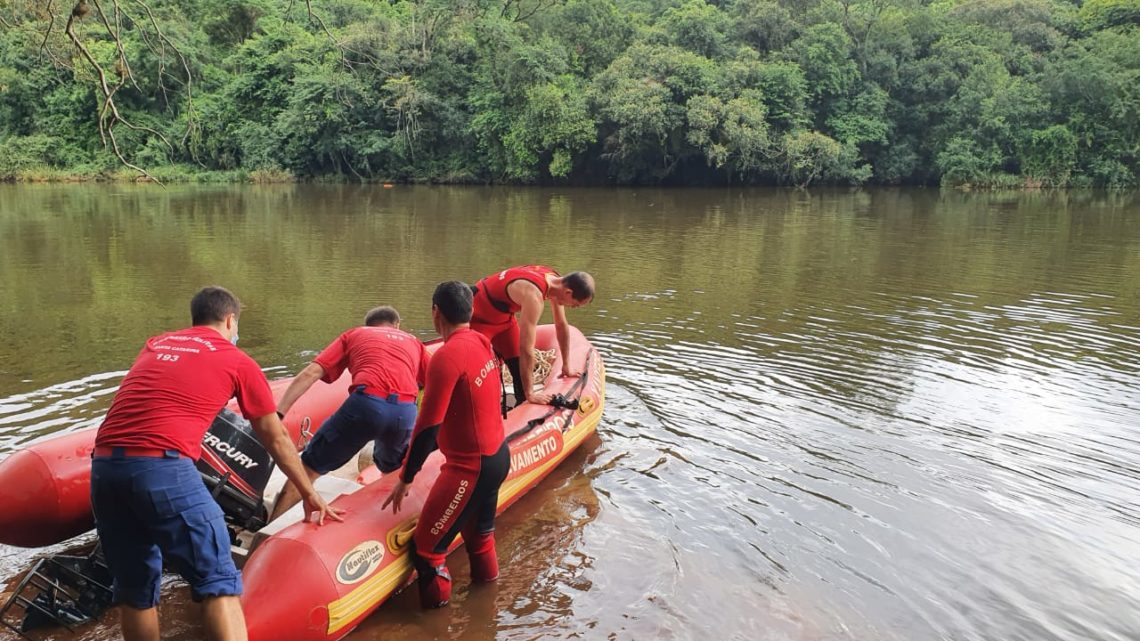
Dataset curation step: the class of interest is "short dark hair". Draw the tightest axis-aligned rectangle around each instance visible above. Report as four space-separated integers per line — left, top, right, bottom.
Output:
562 271 595 302
191 286 242 325
364 306 400 327
432 281 473 324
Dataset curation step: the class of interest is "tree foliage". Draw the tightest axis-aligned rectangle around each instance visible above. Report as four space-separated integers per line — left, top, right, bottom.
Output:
0 0 1137 186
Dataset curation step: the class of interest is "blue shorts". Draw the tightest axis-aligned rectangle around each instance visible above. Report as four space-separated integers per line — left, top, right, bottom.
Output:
300 389 417 474
91 452 241 609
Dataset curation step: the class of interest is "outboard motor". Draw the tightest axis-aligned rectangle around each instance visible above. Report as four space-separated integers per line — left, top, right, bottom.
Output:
197 409 275 532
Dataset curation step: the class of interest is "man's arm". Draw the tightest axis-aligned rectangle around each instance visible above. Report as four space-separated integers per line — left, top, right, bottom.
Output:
516 289 548 405
250 413 343 525
550 301 579 377
276 362 326 417
416 341 429 389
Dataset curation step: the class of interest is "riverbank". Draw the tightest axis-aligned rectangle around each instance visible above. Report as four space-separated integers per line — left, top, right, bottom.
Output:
3 164 1125 191
2 165 294 184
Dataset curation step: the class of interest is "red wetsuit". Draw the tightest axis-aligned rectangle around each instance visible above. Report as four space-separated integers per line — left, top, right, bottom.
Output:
470 265 558 360
399 328 509 608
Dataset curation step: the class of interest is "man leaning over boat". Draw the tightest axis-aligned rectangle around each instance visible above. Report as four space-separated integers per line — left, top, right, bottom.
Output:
469 265 595 407
269 305 428 522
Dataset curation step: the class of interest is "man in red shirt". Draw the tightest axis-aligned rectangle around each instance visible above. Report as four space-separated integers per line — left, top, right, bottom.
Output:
92 286 340 641
268 305 428 521
470 266 595 406
383 281 509 609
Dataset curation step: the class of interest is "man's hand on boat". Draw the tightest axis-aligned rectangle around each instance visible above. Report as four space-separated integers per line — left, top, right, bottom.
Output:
526 370 580 406
252 412 345 525
383 479 411 514
527 391 555 405
302 490 345 525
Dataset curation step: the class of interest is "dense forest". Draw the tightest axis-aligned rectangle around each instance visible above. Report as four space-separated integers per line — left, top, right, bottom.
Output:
0 0 1137 186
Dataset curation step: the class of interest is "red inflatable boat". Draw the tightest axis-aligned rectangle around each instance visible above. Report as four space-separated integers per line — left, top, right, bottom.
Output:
0 324 605 641
0 372 352 548
241 324 604 640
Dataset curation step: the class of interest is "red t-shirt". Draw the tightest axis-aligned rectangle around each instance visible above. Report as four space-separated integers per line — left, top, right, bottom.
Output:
96 326 277 459
313 326 428 397
407 328 504 473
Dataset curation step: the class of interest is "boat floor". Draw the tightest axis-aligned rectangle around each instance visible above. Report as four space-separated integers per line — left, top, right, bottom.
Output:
234 448 372 566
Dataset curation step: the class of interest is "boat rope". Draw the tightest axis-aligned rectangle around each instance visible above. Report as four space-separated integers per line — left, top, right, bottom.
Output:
386 516 418 554
298 416 313 450
500 347 557 392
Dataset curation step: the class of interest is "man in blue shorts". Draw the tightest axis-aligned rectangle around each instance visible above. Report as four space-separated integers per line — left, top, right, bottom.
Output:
269 305 428 520
92 286 341 641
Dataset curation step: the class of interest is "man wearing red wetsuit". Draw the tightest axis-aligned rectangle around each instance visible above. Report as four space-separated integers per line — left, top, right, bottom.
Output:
470 266 595 406
92 286 340 641
268 305 428 521
383 281 509 609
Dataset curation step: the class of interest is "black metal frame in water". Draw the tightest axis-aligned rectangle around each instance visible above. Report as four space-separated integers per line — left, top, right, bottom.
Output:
0 544 113 639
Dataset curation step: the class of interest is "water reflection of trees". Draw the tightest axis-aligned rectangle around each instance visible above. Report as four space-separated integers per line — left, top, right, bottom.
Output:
1 185 1137 396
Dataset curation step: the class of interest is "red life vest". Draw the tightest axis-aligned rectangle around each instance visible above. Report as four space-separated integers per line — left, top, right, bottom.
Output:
474 265 558 315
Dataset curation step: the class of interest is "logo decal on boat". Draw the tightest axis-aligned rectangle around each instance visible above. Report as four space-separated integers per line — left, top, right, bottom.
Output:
202 433 260 470
335 540 386 585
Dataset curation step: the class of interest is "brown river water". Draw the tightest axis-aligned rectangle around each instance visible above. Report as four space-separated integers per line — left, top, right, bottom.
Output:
1 185 1139 641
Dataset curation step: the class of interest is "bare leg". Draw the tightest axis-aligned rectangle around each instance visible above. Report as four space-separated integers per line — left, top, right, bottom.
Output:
202 595 248 641
268 467 321 521
119 605 160 641
356 448 376 474
356 461 389 477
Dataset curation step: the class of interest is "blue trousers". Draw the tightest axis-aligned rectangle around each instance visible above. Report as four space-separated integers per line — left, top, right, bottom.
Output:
91 452 241 608
300 389 417 474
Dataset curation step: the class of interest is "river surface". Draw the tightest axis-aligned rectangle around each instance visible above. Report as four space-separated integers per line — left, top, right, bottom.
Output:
1 185 1139 641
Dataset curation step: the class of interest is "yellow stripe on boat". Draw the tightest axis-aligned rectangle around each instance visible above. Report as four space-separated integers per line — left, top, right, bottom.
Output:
327 556 413 634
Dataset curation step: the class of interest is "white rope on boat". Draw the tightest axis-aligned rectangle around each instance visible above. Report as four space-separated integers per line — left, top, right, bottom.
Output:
501 348 557 392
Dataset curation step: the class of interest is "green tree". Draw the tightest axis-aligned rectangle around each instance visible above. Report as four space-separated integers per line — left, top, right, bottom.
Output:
784 23 858 115
685 89 771 179
779 129 869 187
1079 0 1140 31
660 0 732 59
1 0 1136 187
1021 125 1077 186
503 76 597 180
1043 28 1140 187
591 43 715 180
826 84 889 147
728 0 801 53
548 0 633 75
753 61 811 133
